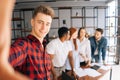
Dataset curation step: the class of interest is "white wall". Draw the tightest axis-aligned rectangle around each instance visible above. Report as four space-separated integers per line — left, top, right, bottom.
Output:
14 1 107 39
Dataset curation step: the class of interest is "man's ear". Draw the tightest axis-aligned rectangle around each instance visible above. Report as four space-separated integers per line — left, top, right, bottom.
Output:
31 19 34 27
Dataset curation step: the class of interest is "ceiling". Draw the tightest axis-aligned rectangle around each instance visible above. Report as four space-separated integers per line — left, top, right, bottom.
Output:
16 0 114 3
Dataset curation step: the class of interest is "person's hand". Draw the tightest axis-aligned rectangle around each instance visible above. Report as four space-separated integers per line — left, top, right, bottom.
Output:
71 70 77 80
86 63 91 67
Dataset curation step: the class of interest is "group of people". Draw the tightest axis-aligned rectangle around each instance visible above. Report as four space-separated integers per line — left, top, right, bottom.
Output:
0 1 107 80
46 27 92 79
46 26 107 80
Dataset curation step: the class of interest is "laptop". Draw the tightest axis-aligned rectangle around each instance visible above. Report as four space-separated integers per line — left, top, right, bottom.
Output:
90 65 100 70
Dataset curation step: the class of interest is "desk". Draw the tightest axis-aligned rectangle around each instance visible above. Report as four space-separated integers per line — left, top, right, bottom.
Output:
111 65 120 80
78 69 110 80
67 66 111 80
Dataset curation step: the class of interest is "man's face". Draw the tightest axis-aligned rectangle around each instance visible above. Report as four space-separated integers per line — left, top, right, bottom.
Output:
94 31 102 41
31 13 52 39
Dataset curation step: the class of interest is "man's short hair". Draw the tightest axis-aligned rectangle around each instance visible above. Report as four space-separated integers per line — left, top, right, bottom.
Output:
96 28 103 34
58 27 69 38
32 5 55 19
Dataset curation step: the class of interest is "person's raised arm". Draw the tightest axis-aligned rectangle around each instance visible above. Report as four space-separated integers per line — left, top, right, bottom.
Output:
0 0 29 80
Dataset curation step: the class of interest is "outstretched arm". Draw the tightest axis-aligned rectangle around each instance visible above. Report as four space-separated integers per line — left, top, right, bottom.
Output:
0 0 29 80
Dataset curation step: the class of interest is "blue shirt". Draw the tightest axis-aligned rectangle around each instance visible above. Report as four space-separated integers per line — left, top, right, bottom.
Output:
89 36 107 60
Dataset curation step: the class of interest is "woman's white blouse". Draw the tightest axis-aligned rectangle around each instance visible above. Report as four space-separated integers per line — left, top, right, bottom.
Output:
65 39 80 70
78 38 91 62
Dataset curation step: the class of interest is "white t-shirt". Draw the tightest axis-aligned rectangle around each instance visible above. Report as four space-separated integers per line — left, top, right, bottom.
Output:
65 39 80 70
46 38 72 67
78 38 91 62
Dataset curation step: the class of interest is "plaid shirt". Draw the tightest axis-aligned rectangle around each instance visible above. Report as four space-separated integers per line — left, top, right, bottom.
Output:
9 34 51 80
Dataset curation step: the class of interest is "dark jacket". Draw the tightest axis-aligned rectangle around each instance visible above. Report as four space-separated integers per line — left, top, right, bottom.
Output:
89 36 107 61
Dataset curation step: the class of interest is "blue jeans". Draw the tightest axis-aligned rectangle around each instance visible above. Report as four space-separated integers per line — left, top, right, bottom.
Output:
92 55 100 63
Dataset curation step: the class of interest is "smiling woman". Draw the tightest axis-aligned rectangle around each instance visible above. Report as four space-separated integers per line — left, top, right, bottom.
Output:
0 0 29 80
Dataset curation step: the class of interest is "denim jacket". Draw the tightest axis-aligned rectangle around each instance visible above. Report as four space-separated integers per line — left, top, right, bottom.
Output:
89 36 107 61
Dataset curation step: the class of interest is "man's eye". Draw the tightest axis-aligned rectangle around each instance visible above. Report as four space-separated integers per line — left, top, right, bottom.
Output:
46 23 50 26
38 21 42 24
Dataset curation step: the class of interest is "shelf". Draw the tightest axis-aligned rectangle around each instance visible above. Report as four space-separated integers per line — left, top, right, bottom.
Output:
84 26 96 28
71 16 84 18
22 30 31 32
105 16 119 18
95 6 108 9
84 16 96 18
12 38 19 40
58 7 72 9
12 18 24 21
12 28 24 30
49 37 57 39
71 16 96 18
53 17 59 19
20 8 34 11
105 26 114 27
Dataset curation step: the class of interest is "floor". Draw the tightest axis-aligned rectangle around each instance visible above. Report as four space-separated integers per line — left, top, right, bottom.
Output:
100 51 120 80
111 65 120 80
